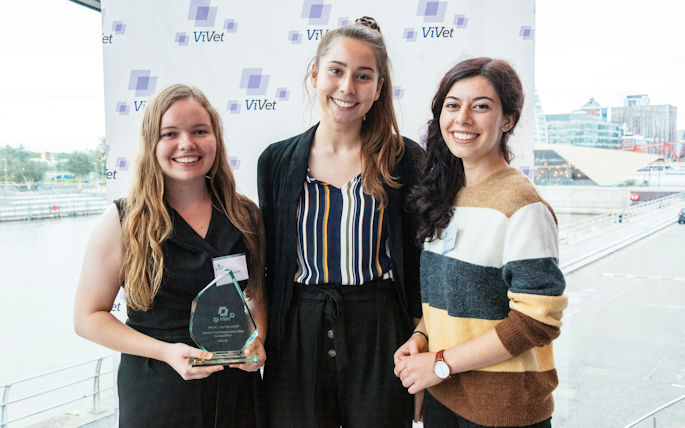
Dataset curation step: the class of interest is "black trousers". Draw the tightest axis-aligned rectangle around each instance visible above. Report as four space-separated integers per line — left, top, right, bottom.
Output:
117 327 265 428
423 392 552 428
264 279 413 428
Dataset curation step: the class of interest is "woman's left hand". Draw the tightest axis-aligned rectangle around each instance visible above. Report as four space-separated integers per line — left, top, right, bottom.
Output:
394 351 443 395
231 336 266 372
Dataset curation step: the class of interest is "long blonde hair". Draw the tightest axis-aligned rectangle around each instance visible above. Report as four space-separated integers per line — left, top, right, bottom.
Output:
308 18 404 205
121 84 264 311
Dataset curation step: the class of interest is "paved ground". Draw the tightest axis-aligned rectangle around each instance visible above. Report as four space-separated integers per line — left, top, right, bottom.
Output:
553 222 685 427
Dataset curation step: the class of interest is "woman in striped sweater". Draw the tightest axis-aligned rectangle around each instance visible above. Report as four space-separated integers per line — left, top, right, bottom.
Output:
393 58 567 427
257 17 423 428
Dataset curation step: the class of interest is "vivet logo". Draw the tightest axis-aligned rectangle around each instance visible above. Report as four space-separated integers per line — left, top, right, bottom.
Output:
102 16 125 45
519 26 534 40
403 0 469 42
127 69 159 112
228 157 240 171
393 86 405 100
182 0 234 45
105 156 128 180
291 0 333 42
227 68 289 114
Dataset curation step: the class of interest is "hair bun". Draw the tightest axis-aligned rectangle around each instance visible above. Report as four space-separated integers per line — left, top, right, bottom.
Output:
355 16 381 33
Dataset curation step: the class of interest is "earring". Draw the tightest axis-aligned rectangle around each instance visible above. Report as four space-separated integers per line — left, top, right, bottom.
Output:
363 114 367 121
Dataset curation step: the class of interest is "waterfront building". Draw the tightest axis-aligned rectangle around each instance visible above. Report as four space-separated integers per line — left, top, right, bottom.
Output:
534 89 549 145
545 98 623 149
611 94 677 143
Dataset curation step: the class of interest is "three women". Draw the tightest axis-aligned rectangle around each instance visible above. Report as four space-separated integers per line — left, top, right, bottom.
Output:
75 18 565 428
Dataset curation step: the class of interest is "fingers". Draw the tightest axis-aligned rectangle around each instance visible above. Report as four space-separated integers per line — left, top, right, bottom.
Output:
177 362 224 380
232 343 266 372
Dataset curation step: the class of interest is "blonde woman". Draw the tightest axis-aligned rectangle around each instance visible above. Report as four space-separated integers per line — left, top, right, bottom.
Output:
74 84 266 427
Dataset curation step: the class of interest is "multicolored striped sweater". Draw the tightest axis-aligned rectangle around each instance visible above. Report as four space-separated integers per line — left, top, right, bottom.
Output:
421 167 568 426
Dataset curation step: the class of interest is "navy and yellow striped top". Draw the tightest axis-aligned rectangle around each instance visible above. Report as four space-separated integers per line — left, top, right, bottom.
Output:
294 170 393 285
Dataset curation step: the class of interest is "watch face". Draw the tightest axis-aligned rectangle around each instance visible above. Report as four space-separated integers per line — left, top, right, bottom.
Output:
433 361 450 379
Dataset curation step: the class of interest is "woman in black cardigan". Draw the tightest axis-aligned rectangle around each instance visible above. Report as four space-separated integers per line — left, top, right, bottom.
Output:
257 17 424 428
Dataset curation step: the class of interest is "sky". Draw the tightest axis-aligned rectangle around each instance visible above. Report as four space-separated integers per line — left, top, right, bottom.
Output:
0 0 683 153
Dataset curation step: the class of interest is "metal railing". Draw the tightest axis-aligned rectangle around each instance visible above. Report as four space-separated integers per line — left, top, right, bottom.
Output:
623 394 685 428
558 192 685 244
0 198 109 221
0 355 113 427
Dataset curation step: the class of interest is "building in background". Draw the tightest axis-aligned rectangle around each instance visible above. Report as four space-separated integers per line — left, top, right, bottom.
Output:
611 94 677 143
534 89 549 145
545 98 623 149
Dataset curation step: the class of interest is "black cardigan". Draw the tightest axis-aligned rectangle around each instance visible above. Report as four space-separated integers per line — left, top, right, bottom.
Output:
257 124 424 359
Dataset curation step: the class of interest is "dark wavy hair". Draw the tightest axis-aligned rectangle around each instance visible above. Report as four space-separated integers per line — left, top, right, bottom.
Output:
411 57 524 244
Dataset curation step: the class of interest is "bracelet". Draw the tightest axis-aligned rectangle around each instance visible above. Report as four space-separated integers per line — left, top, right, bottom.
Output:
411 330 429 343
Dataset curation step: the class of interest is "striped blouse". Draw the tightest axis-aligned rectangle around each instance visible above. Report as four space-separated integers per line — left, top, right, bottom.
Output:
294 170 393 285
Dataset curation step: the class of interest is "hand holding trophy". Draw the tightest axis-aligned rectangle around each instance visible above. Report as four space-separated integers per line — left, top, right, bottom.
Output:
189 268 260 366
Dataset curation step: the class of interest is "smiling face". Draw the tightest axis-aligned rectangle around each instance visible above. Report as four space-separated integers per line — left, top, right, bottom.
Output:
439 75 513 167
311 36 383 129
155 97 217 187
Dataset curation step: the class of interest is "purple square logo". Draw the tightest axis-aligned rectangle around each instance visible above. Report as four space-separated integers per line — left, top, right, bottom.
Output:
224 19 238 33
115 157 129 171
288 30 302 44
227 100 241 114
175 32 189 46
310 4 323 18
195 6 209 20
229 156 241 170
301 0 331 25
393 86 405 100
403 28 417 42
240 68 269 96
136 76 150 91
115 101 130 115
112 21 126 35
248 75 262 89
276 88 290 101
519 166 532 179
188 0 217 27
417 0 447 23
519 26 534 40
128 70 158 97
453 14 468 28
338 17 350 26
425 2 438 15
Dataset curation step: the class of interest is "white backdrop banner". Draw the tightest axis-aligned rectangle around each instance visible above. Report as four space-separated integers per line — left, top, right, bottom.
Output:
101 0 536 201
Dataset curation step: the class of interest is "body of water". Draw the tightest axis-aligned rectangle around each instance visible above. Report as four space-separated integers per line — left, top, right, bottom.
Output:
0 211 596 386
0 214 109 385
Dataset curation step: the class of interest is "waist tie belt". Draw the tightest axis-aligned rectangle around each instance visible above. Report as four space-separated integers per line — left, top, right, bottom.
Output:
293 277 395 373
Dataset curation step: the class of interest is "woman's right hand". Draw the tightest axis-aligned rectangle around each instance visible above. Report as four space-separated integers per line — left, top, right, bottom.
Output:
162 342 224 380
393 332 428 368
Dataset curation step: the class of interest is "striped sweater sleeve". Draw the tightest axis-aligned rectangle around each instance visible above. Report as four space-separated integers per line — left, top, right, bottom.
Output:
494 201 568 356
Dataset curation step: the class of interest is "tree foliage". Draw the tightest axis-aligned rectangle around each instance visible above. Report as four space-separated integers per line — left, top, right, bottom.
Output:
65 151 93 177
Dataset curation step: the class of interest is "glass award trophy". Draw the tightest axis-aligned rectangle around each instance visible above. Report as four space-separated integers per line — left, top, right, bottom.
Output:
189 269 259 366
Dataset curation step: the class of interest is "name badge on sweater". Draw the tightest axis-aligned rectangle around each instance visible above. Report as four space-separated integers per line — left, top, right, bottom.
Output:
212 253 249 286
441 222 458 254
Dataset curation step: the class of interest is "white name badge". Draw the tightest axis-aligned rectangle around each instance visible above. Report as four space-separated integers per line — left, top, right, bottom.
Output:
441 222 459 254
212 253 249 286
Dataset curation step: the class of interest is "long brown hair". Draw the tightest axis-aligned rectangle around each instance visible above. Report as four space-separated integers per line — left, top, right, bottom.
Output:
412 58 524 243
122 84 264 311
308 17 404 205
